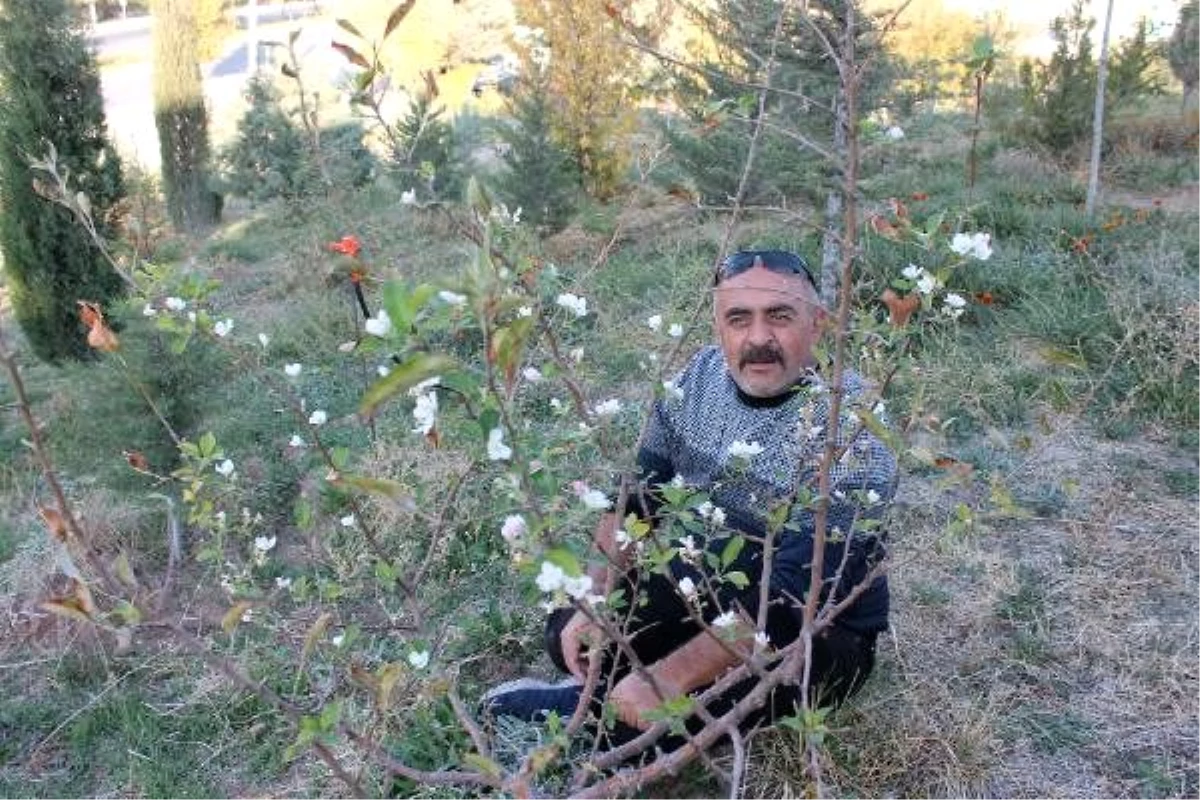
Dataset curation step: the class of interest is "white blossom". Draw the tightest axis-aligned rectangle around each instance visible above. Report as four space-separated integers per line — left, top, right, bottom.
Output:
288 434 305 448
487 427 512 461
187 311 196 323
647 314 663 332
549 397 565 412
950 231 993 261
215 459 236 478
241 608 254 623
501 514 527 543
679 535 702 562
407 649 430 669
592 398 622 417
562 573 594 600
866 489 881 505
614 529 632 550
142 303 157 317
668 323 684 338
364 309 392 337
710 506 727 526
258 333 270 348
572 481 611 510
678 576 698 601
884 125 905 140
902 263 922 280
340 514 356 528
400 188 417 205
275 576 292 589
308 410 328 426
536 560 567 592
213 318 233 338
713 610 739 629
408 376 441 397
254 535 277 553
438 290 467 306
284 363 302 377
517 305 534 318
662 380 684 401
332 633 346 647
754 630 770 649
728 440 764 459
521 366 543 383
916 272 939 296
570 347 584 364
556 293 588 318
164 296 186 312
377 365 391 377
411 392 437 436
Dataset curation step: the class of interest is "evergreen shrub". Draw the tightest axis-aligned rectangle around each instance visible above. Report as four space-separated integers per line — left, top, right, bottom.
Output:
0 0 126 362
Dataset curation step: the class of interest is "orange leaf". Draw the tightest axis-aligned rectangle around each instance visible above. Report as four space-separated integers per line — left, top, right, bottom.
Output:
87 319 120 352
888 197 909 220
331 41 371 70
881 288 920 327
38 505 69 542
869 215 900 240
124 450 150 471
972 291 996 306
910 192 929 201
77 300 102 328
72 578 96 616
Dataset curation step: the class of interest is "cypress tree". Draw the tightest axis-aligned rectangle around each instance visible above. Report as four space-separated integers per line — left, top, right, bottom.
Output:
152 0 221 232
0 0 126 363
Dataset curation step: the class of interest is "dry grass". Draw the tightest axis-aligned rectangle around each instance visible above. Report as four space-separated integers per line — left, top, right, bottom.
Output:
742 415 1199 799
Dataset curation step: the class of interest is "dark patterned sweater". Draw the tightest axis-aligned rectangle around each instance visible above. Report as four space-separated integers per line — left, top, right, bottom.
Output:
636 346 897 634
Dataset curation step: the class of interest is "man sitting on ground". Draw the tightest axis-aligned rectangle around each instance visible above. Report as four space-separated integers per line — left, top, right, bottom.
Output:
485 250 897 746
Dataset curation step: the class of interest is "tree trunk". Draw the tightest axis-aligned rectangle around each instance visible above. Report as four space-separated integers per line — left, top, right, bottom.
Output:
1085 0 1115 218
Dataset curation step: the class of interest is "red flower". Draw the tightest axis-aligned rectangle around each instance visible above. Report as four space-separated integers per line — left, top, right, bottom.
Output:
328 235 361 258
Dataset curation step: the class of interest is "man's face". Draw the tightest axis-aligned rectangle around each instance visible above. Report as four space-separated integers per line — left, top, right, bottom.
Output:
713 266 826 398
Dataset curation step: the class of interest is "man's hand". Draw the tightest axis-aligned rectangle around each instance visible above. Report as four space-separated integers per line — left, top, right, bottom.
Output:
610 669 684 730
560 611 604 680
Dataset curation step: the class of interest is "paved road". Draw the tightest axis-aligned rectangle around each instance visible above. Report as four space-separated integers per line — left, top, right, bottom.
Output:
89 4 333 169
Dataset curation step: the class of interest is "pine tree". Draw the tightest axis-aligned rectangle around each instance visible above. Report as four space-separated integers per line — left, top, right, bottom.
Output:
496 61 580 234
0 0 125 362
152 0 221 232
512 0 659 200
663 0 890 207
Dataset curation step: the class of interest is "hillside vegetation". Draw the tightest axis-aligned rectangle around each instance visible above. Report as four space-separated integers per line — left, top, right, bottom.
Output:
0 1 1197 797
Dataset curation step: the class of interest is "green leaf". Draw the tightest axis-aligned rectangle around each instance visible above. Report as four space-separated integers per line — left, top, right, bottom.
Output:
720 535 745 569
338 473 411 499
359 353 456 419
461 752 504 781
294 497 314 530
726 571 750 589
854 408 903 454
493 316 535 380
198 432 217 458
335 18 364 38
543 546 582 577
330 446 350 470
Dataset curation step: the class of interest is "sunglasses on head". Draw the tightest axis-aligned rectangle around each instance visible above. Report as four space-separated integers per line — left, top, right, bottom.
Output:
714 249 816 288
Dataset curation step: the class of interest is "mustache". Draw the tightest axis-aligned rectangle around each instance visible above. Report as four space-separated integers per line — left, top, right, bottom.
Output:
739 344 783 369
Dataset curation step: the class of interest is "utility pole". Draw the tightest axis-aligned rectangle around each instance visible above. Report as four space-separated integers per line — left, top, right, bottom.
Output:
245 0 258 73
1086 0 1115 218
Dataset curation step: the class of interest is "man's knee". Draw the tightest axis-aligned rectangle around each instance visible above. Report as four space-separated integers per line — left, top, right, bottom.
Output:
544 606 576 674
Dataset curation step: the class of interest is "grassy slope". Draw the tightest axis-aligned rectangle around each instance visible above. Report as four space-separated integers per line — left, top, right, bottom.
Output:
1 110 1197 797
